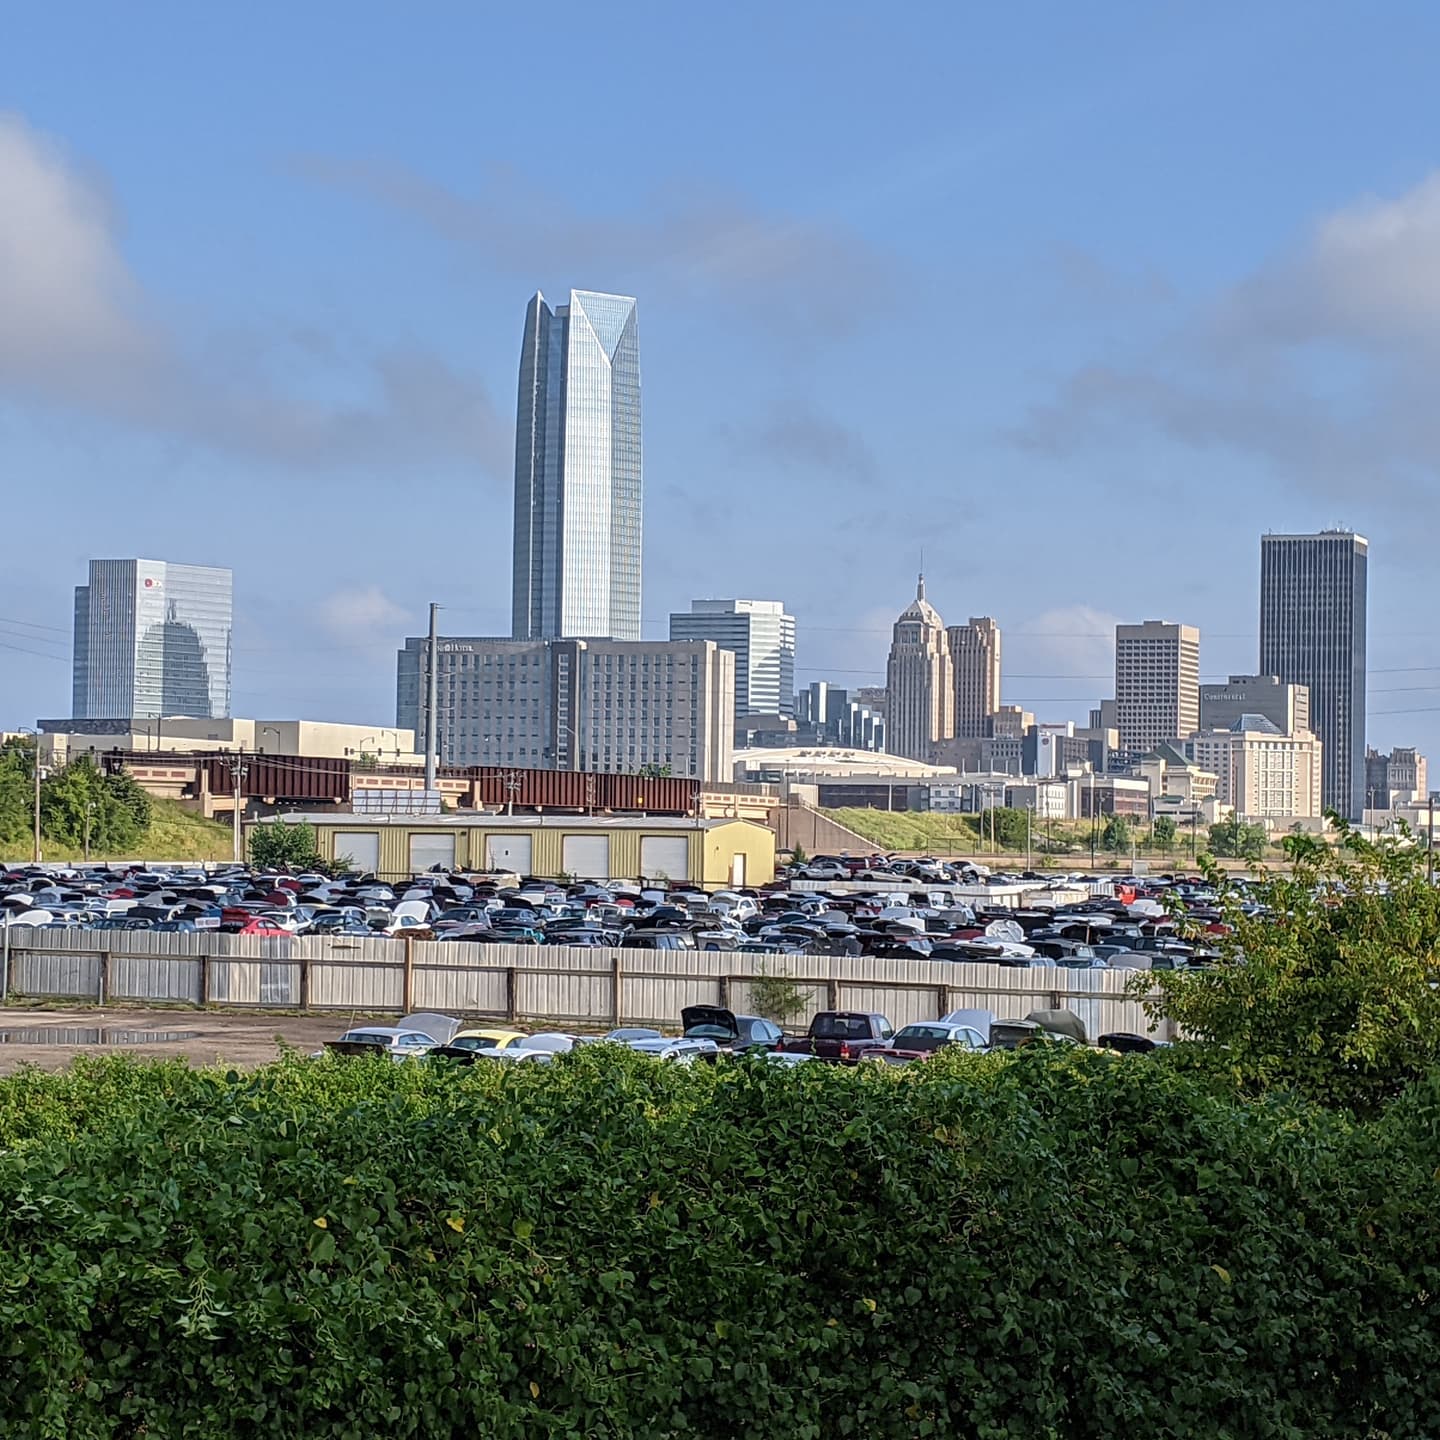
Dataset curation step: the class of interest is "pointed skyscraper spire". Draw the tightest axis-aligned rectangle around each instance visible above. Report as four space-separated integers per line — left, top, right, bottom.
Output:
917 572 926 602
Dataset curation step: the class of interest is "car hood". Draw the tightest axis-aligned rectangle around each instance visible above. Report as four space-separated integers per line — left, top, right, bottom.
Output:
681 1005 739 1041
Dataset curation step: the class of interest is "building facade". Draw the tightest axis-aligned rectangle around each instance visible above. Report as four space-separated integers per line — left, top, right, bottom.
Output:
396 636 734 783
792 682 887 750
884 576 954 761
947 616 1001 738
1187 719 1324 820
71 559 232 721
511 290 641 643
1259 531 1367 819
1114 620 1200 755
669 599 795 718
1199 674 1310 736
1365 746 1428 810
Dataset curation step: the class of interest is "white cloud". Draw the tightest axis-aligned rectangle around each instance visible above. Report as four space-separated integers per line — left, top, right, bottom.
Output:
1009 605 1123 686
0 113 154 386
1229 173 1440 348
0 112 504 471
1012 170 1440 505
316 586 410 644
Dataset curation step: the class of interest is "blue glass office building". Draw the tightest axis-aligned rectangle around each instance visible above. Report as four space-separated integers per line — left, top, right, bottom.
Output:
511 290 641 642
72 559 233 720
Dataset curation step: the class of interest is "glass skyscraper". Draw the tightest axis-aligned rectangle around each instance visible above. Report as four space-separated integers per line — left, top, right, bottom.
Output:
1259 531 1368 820
72 559 233 720
669 599 796 718
511 289 641 642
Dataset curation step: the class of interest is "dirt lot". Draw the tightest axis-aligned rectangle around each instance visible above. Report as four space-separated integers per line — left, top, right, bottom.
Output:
0 1005 395 1074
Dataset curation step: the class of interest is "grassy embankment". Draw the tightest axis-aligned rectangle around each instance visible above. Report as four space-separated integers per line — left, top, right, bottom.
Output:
13 798 233 865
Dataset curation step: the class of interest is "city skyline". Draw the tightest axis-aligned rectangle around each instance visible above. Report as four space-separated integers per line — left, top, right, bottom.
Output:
2 7 1439 763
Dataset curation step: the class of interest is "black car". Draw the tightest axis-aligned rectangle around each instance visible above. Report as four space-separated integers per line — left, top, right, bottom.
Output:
680 1006 783 1056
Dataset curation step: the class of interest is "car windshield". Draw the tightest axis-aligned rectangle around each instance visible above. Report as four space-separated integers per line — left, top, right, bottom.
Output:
892 1026 948 1048
339 1032 392 1045
684 1024 733 1041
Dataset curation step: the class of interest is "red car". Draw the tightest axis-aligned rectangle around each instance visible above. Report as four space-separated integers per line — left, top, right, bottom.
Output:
237 918 291 937
863 1021 990 1066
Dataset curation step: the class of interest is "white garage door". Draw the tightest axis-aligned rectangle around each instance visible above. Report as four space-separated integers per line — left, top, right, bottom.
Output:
486 834 533 875
640 835 690 883
562 834 610 880
333 831 380 876
408 832 456 874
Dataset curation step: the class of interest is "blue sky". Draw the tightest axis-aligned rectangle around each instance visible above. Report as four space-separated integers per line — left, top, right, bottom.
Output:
3 2 1440 757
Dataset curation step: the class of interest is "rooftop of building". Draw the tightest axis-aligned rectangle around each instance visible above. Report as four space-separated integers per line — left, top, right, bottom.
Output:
259 812 767 831
734 747 957 778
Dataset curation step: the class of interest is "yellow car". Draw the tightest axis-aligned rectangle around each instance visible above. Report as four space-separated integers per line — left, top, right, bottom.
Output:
433 1028 528 1060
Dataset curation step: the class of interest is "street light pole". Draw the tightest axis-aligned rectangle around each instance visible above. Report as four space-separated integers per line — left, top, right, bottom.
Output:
1429 791 1436 885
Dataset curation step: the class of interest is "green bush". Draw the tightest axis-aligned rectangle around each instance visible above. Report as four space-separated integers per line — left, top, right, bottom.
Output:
1141 825 1440 1113
0 1047 1436 1437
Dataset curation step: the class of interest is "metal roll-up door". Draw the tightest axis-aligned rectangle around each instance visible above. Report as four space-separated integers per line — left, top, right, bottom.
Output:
486 834 532 875
408 832 456 873
640 835 690 883
333 831 380 875
561 834 610 880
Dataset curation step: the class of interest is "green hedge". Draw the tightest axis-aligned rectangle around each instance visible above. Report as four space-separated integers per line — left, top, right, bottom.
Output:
0 1049 1436 1438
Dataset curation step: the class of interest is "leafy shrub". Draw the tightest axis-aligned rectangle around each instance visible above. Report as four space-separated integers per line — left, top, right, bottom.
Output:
1140 825 1440 1113
0 1047 1436 1437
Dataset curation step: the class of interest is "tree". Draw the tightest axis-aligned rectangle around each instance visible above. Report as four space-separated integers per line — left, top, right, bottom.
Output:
637 763 672 779
1099 814 1130 853
1208 815 1267 860
1153 815 1178 851
1138 822 1440 1112
249 820 323 871
748 962 813 1025
0 739 35 853
41 758 151 854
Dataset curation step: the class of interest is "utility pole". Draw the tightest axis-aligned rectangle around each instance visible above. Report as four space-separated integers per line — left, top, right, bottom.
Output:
229 754 249 864
1429 792 1436 885
1089 772 1097 868
83 800 96 862
1025 804 1032 870
424 602 440 796
32 745 42 865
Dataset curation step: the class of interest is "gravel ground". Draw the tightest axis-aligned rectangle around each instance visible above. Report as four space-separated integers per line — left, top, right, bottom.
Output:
0 1006 392 1074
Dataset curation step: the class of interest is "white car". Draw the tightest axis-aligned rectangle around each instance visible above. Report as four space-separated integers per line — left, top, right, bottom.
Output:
622 1036 720 1065
476 1032 575 1064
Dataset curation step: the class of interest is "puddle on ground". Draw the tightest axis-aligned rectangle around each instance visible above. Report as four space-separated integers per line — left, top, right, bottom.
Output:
0 1028 200 1046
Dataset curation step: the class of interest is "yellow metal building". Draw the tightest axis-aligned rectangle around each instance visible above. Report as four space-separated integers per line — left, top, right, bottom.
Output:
248 813 775 888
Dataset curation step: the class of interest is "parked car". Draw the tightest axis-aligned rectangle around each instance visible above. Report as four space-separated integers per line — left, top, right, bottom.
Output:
680 1006 784 1055
777 1011 894 1063
863 1021 989 1065
323 1027 438 1061
621 930 697 951
622 1036 720 1064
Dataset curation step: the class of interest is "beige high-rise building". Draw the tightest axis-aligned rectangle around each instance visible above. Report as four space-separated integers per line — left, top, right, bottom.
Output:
1188 721 1323 819
1115 620 1200 755
947 617 1001 738
396 636 734 782
885 576 954 761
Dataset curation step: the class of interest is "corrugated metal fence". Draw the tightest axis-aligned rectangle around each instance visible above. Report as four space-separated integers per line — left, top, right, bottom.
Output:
1 930 1167 1040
